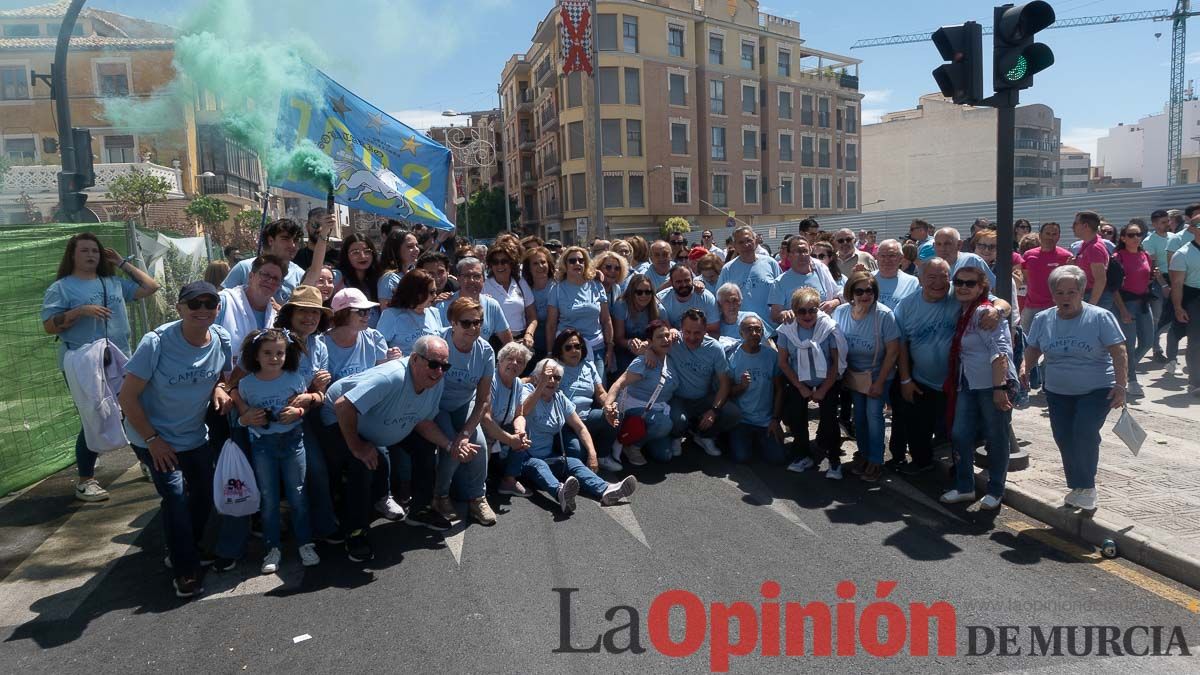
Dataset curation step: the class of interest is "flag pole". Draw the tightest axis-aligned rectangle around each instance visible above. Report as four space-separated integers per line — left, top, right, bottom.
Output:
588 0 605 242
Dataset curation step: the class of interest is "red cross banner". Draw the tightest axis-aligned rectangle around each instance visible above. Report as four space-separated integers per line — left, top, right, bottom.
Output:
559 0 593 76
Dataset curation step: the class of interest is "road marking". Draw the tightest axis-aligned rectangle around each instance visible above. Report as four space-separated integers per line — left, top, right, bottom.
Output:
1005 518 1200 615
200 565 304 601
879 474 969 526
443 520 467 566
718 466 817 536
592 501 650 549
0 463 156 626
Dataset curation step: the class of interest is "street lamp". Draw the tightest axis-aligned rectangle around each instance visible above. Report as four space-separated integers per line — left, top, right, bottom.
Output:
441 109 499 240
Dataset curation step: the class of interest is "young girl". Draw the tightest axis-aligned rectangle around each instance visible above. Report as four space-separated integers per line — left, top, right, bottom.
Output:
235 328 322 574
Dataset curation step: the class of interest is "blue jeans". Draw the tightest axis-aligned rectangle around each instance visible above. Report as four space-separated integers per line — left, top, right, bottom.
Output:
670 393 742 439
851 387 888 464
132 442 214 577
1119 297 1155 384
1045 388 1112 490
515 454 609 499
951 389 1011 498
75 427 98 478
624 406 674 462
302 414 338 538
729 423 788 465
251 428 311 550
579 407 617 459
434 402 488 500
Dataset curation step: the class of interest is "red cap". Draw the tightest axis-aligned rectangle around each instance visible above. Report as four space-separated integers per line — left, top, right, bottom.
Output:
688 246 709 262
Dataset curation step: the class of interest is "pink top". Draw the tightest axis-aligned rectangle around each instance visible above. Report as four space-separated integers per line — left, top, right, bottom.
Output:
1075 237 1111 290
1114 249 1153 295
1022 246 1072 310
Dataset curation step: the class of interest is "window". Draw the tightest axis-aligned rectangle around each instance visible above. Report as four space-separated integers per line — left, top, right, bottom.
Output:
566 72 582 108
669 73 686 106
570 173 587 210
800 94 814 125
602 119 622 156
45 23 83 37
604 175 624 207
0 65 29 101
597 14 618 51
779 91 792 120
626 119 642 156
598 67 620 104
3 137 36 164
708 35 724 65
2 24 38 37
629 175 645 207
818 97 831 127
742 84 756 114
623 16 639 53
712 175 728 207
568 121 585 159
624 68 640 105
846 105 858 133
837 141 843 170
741 41 755 69
671 122 688 154
97 61 129 97
744 174 759 204
846 143 858 171
104 135 135 163
668 25 685 57
709 79 724 115
802 177 815 208
778 49 791 77
837 180 843 208
801 136 814 166
779 133 793 162
711 127 726 161
818 137 830 168
672 173 690 204
779 177 794 205
742 129 757 159
819 177 831 209
846 181 858 209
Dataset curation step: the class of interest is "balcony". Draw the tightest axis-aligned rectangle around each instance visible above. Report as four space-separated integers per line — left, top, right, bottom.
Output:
0 162 185 198
536 60 556 87
540 106 559 132
542 154 560 176
839 73 859 90
516 90 535 113
544 200 561 219
518 134 535 152
1014 167 1055 179
1015 139 1059 152
199 174 260 200
521 171 537 188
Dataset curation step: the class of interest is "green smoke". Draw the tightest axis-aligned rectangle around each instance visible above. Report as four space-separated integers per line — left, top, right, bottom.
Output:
271 139 337 192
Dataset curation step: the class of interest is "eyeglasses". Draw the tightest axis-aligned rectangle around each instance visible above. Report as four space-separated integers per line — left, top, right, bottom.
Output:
256 272 283 285
416 353 452 371
634 289 654 296
795 307 818 316
813 253 830 260
352 308 372 317
563 343 583 352
565 257 586 265
852 287 875 296
457 318 483 329
953 278 980 288
186 297 220 310
670 239 685 245
836 238 854 244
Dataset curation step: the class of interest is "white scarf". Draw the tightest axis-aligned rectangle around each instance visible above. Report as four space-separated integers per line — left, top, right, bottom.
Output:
777 313 847 382
218 285 277 367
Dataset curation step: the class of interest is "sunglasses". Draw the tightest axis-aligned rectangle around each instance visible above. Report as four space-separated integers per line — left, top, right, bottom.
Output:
852 287 875 296
545 374 563 381
795 307 819 316
634 289 654 296
813 252 830 260
352 308 372 317
490 258 512 266
953 278 979 288
670 239 685 245
602 264 620 271
563 343 583 352
836 238 854 244
565 257 586 265
417 353 452 371
1123 232 1144 239
186 297 220 310
457 318 483 329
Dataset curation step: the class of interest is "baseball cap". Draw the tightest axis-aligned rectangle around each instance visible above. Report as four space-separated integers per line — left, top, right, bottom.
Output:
178 281 220 303
688 246 709 262
331 287 379 312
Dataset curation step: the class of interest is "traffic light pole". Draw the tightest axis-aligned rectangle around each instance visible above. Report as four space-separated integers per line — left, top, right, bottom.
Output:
53 0 87 222
993 90 1017 303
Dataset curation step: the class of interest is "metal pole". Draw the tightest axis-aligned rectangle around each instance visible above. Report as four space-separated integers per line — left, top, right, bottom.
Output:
496 94 512 233
53 0 87 222
995 93 1016 303
125 217 151 336
589 0 606 241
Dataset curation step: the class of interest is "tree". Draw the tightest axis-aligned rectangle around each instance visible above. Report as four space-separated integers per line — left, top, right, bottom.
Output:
661 216 691 239
184 194 230 235
105 169 172 228
227 208 264 251
455 187 519 240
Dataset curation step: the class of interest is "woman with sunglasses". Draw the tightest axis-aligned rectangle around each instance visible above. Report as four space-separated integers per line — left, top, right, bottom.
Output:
603 320 678 466
324 288 399 385
940 267 1016 511
1111 221 1157 397
551 330 619 472
777 287 845 479
430 297 498 526
547 246 614 374
594 250 629 307
833 271 900 482
811 240 843 287
334 233 383 327
483 240 536 351
521 246 557 367
377 229 421 309
612 273 664 372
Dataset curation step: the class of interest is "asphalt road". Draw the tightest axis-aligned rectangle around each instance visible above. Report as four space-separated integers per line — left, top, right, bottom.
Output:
1 446 1198 674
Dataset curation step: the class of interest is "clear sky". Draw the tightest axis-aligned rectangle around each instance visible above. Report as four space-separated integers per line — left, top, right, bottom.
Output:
2 0 1186 158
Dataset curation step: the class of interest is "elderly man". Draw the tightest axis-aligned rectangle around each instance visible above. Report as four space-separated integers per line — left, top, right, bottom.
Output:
873 239 921 310
222 218 306 304
832 228 878 278
659 265 719 335
718 226 783 328
437 257 512 344
324 335 453 560
727 315 786 464
590 238 612 257
933 227 996 287
646 239 676 291
768 237 841 324
668 308 740 458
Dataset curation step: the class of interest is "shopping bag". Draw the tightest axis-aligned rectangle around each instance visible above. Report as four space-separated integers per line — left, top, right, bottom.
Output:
213 439 260 516
1112 405 1146 456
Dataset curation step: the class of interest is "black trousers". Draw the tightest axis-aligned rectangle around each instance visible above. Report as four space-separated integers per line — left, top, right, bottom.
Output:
782 381 842 466
889 383 946 468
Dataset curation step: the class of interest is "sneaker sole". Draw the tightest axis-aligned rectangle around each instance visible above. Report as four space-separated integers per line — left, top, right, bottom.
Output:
75 491 110 502
941 495 975 504
174 585 202 599
498 488 533 497
602 476 638 506
559 477 580 513
825 473 842 480
347 551 374 562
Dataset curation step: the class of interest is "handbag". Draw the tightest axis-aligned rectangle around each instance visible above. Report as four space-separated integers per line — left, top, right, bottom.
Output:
843 310 880 395
617 356 669 446
213 438 261 516
1112 404 1146 456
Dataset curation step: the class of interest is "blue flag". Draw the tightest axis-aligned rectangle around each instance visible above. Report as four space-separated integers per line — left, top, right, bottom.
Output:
273 67 454 230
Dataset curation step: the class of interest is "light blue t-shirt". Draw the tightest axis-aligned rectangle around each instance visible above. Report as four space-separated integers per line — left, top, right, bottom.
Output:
719 311 774 340
728 345 779 427
530 281 555 324
237 370 308 436
644 264 674 292
322 329 388 383
298 333 329 388
956 308 1016 391
1166 230 1196 255
1026 303 1125 396
42 275 140 367
549 279 607 344
377 306 444 353
632 261 651 276
522 385 576 459
321 358 443 447
560 360 601 414
657 287 718 327
440 328 495 412
1168 239 1200 288
784 323 834 388
833 303 900 374
611 298 663 342
717 255 782 328
124 322 232 450
624 355 678 404
667 335 730 399
951 252 997 288
222 258 306 304
893 293 959 391
377 270 402 303
490 375 525 426
437 292 510 341
768 267 834 309
1143 232 1175 276
874 270 921 310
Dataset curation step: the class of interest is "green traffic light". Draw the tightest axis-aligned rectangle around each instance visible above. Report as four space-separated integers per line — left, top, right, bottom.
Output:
1006 55 1028 81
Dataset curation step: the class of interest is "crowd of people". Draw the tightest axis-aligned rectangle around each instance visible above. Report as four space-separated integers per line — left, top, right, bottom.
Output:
41 204 1199 598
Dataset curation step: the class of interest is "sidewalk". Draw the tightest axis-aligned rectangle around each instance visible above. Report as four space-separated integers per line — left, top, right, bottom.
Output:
970 362 1200 590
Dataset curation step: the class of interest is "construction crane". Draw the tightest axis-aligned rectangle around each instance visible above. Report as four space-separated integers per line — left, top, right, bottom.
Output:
851 2 1200 185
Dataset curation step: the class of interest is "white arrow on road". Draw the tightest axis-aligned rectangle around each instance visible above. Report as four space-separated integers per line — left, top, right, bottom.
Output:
591 501 650 549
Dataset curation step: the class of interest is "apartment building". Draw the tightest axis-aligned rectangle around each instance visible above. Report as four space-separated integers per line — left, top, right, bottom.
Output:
499 0 862 242
1059 145 1090 196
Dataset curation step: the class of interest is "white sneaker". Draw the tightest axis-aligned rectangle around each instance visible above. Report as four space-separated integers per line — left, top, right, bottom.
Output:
695 436 721 457
1063 488 1082 508
825 465 843 480
787 457 815 473
623 446 648 466
940 489 975 504
261 548 281 575
1165 360 1178 377
75 479 109 502
375 496 406 521
298 543 320 567
601 476 638 506
977 494 1002 510
557 476 580 514
1072 488 1097 511
598 456 624 473
671 439 683 457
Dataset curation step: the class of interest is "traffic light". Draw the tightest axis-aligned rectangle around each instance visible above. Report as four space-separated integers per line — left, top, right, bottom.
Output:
932 21 983 105
993 1 1055 92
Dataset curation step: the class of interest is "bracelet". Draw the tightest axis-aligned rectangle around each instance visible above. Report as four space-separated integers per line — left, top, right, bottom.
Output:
900 378 913 385
144 434 160 444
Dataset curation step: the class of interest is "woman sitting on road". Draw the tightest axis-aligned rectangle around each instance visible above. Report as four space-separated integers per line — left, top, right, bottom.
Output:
551 329 619 472
603 320 678 466
612 273 664 372
482 342 534 498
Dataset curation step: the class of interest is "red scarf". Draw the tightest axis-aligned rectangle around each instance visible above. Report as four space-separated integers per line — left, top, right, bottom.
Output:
944 296 992 433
